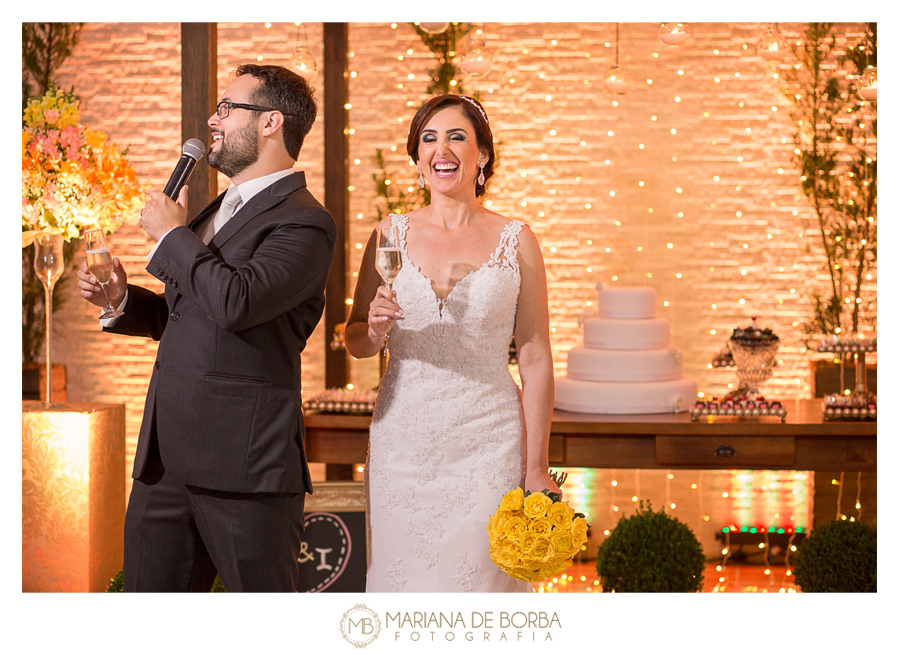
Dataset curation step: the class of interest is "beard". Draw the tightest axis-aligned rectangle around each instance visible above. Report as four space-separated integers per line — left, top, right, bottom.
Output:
208 120 260 178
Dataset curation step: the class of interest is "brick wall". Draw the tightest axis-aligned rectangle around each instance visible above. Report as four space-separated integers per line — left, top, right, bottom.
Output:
49 23 876 533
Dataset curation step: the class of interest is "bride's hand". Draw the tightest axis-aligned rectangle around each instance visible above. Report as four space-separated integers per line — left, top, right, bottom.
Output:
368 286 403 339
525 470 561 496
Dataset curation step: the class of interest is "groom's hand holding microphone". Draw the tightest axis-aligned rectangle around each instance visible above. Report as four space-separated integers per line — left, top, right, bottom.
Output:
140 136 203 240
139 186 190 241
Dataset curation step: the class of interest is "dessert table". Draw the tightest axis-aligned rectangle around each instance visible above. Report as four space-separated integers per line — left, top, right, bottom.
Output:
304 398 875 529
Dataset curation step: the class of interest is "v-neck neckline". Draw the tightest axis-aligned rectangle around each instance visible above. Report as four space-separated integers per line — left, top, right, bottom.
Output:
395 213 514 307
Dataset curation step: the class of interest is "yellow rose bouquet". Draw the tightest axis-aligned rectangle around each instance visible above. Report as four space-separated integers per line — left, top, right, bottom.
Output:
487 472 589 582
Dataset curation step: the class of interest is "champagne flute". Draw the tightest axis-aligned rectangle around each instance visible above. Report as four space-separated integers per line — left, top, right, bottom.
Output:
33 232 65 407
374 227 403 354
83 229 124 320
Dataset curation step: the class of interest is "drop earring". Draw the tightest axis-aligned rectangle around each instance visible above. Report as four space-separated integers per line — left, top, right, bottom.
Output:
418 166 425 189
477 162 486 187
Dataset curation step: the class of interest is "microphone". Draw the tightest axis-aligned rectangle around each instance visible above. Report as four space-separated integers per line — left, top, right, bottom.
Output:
162 138 205 199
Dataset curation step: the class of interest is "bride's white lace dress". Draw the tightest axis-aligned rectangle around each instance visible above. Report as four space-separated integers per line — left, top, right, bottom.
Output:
365 213 532 593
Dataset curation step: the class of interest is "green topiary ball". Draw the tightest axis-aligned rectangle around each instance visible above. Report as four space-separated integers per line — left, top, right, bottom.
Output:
105 569 124 592
794 519 876 592
596 501 706 592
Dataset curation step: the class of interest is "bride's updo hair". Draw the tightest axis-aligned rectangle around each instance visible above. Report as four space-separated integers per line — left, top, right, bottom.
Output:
406 94 495 197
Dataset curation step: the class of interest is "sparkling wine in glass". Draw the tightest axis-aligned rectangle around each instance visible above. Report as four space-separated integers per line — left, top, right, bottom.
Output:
374 227 403 354
374 235 403 291
83 229 123 320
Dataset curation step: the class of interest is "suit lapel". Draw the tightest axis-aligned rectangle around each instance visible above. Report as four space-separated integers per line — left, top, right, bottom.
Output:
188 193 223 234
208 172 307 252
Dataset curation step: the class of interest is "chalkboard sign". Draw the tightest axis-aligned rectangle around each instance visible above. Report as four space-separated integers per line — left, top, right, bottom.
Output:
299 482 367 593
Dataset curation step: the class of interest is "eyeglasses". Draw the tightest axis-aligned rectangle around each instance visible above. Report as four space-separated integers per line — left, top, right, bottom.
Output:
215 101 292 119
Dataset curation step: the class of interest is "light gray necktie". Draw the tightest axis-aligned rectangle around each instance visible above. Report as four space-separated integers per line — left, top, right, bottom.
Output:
202 185 242 244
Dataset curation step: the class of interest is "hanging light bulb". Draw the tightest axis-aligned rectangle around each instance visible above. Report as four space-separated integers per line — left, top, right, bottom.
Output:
658 23 691 46
459 23 492 77
287 23 317 82
858 67 877 101
419 22 450 35
758 25 789 62
603 67 634 95
603 24 633 95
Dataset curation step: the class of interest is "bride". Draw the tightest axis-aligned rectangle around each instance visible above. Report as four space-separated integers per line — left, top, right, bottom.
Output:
344 94 557 592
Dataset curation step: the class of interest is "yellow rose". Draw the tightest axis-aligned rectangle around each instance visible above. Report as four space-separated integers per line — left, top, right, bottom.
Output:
523 491 552 518
537 564 556 580
529 517 553 537
529 536 556 563
571 517 588 546
538 558 573 580
509 566 538 582
503 516 527 542
488 511 511 537
548 501 575 528
499 487 525 512
501 542 523 565
519 530 539 554
550 529 575 555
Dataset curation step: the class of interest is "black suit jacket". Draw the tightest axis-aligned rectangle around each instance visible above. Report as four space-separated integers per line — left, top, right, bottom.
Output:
107 172 336 494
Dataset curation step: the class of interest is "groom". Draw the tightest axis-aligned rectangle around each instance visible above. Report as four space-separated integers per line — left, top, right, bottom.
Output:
77 64 336 591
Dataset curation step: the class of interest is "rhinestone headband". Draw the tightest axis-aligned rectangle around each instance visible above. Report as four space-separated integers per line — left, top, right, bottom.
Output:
460 96 489 124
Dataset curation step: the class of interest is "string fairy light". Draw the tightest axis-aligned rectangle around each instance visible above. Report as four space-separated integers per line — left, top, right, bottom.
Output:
633 469 640 509
834 472 845 520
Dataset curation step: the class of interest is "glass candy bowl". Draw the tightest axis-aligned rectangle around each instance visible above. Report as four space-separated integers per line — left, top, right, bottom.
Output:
728 338 779 397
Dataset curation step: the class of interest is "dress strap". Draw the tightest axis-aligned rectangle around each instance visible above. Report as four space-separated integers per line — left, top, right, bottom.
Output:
487 220 525 274
390 213 411 257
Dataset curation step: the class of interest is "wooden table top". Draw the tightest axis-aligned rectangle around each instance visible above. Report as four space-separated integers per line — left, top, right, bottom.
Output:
305 398 876 438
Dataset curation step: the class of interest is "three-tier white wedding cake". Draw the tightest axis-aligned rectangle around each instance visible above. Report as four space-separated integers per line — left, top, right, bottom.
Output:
554 286 697 414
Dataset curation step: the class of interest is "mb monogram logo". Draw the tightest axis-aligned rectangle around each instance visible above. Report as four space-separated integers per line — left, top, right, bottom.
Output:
340 603 382 648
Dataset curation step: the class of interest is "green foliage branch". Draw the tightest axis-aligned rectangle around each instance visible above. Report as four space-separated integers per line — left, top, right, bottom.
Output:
781 22 876 342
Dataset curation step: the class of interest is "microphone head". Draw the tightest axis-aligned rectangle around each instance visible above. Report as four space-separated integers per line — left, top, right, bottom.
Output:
182 138 206 162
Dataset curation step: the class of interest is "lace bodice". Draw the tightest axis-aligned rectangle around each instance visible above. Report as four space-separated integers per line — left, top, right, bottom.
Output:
385 213 524 375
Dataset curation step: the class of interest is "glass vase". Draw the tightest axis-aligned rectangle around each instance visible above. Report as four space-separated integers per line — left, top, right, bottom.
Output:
33 232 65 407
